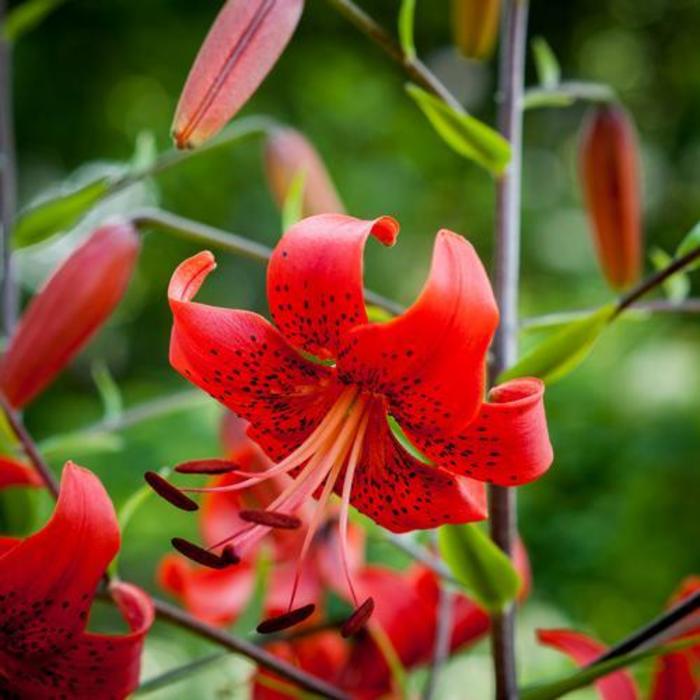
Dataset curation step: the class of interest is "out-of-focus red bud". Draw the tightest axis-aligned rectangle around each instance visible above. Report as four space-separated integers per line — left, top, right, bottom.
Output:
0 223 139 408
579 104 642 291
451 0 501 60
263 127 345 216
172 0 304 149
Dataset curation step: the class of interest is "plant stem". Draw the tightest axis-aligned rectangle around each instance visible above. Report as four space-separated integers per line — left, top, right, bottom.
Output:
490 1 529 699
0 395 348 700
424 567 455 699
0 1 17 335
323 0 464 113
385 533 461 587
131 207 406 316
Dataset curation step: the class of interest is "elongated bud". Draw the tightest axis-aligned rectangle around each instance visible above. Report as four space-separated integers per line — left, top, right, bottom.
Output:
451 0 501 60
579 105 642 290
172 0 304 149
264 127 345 216
0 223 139 408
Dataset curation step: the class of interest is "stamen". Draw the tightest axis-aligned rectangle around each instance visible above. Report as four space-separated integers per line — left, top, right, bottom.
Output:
174 459 239 474
145 471 198 511
256 604 316 634
171 538 235 569
239 509 302 529
341 597 375 638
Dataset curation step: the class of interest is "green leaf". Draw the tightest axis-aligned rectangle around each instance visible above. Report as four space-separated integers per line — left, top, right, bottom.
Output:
649 247 690 303
406 84 511 175
92 361 123 422
281 170 306 232
521 634 700 700
438 523 520 613
398 0 417 61
531 37 561 89
500 304 616 385
12 175 115 249
3 0 69 42
231 549 270 635
39 431 124 460
675 220 700 271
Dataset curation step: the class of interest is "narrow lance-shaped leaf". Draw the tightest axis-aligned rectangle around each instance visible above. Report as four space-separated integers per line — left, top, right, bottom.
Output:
499 304 616 385
406 83 510 174
438 523 521 613
12 175 114 249
649 248 690 303
172 0 304 149
398 0 417 60
532 37 561 89
675 220 700 271
2 0 69 43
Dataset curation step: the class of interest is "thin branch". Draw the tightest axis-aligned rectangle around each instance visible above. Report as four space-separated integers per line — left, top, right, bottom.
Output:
489 1 529 699
323 0 464 113
131 207 406 316
588 589 700 666
385 533 461 587
0 394 349 700
0 0 18 335
521 298 700 330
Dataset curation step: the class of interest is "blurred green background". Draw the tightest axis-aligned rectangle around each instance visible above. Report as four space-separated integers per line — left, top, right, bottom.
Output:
4 0 700 697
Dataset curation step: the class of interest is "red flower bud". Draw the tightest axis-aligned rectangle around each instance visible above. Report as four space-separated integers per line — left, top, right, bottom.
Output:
264 127 345 216
0 223 139 408
172 0 304 149
579 105 642 290
451 0 501 60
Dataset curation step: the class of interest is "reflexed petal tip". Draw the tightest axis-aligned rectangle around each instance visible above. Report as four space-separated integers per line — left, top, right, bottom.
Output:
172 0 305 149
0 222 139 408
168 250 216 304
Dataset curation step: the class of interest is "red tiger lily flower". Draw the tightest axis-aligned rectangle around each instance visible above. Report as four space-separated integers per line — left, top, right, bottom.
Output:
172 0 304 149
537 577 700 700
0 456 42 490
164 213 552 627
0 462 154 698
159 412 364 626
0 222 139 408
254 541 531 699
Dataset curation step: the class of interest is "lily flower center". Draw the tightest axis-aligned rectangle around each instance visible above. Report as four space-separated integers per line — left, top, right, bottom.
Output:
188 384 372 620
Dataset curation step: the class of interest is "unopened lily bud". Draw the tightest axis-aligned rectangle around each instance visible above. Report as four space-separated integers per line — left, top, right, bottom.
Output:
451 0 501 60
172 0 304 149
579 105 642 290
0 223 139 408
264 127 345 216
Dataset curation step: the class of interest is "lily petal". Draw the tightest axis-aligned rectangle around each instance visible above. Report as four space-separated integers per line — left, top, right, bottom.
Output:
338 230 499 436
408 378 553 486
0 456 42 489
169 251 342 461
536 629 639 700
267 214 399 360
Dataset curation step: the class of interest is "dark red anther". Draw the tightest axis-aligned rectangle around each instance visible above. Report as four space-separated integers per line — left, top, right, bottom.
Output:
341 597 375 638
144 472 198 511
171 538 233 569
220 544 240 566
239 509 302 530
256 604 316 634
174 459 239 475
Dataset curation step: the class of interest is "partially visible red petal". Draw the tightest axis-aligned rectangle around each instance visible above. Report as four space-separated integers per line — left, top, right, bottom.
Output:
338 230 498 436
409 378 553 486
0 536 19 555
650 653 697 700
264 127 345 217
220 411 272 468
172 0 304 148
346 400 487 533
0 223 139 408
169 251 342 461
0 462 119 657
0 456 42 489
536 629 639 700
267 214 399 360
